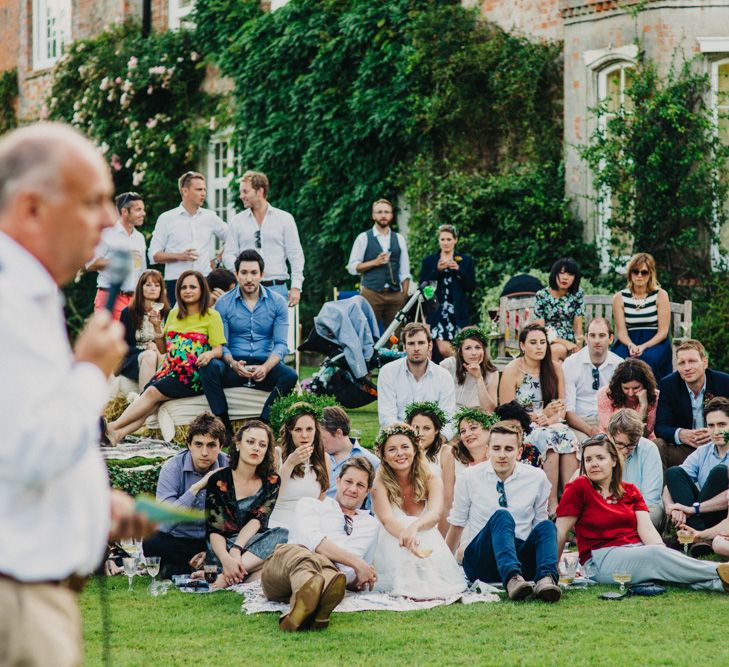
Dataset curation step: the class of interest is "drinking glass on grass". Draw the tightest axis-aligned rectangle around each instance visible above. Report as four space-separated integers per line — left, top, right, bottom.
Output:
146 556 161 590
123 557 137 592
559 556 578 586
612 571 632 592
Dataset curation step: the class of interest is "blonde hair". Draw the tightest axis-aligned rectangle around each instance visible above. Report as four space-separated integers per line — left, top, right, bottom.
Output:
626 252 659 292
675 339 707 360
239 170 269 197
375 424 430 509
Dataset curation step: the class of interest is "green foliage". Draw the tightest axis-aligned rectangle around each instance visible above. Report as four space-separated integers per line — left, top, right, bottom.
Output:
0 68 18 135
693 273 729 371
107 462 162 496
581 56 729 297
268 391 338 438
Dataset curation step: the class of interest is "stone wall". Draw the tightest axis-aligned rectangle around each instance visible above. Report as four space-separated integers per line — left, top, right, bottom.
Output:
0 0 20 72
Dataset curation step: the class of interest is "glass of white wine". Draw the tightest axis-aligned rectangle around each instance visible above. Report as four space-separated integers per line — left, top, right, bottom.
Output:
559 556 578 587
150 302 164 313
123 557 137 592
612 571 632 592
146 556 161 594
507 347 521 360
677 529 695 555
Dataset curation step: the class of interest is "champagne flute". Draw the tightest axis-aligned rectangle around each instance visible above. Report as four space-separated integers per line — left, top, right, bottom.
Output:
204 564 218 585
146 556 160 582
677 529 695 555
123 557 137 592
612 571 632 592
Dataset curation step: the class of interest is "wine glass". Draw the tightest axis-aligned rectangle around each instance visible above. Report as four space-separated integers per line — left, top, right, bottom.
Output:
150 302 164 313
531 400 543 417
677 529 695 555
559 556 578 587
680 322 691 338
121 538 138 560
612 571 632 592
487 308 499 336
507 347 521 360
204 564 218 586
243 365 257 389
146 556 161 590
123 557 137 592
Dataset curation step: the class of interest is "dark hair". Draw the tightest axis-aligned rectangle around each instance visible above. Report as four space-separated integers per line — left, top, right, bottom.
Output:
518 323 559 403
321 406 351 436
187 412 227 449
280 407 329 493
339 455 375 489
115 191 143 212
175 270 211 319
548 257 581 294
705 396 729 420
206 268 236 294
580 434 625 499
402 321 431 343
229 419 276 480
406 407 445 463
495 400 533 436
128 269 169 331
455 329 497 385
607 358 658 408
234 249 265 273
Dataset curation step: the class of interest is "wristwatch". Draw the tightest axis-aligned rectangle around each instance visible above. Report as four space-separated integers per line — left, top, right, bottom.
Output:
693 502 701 516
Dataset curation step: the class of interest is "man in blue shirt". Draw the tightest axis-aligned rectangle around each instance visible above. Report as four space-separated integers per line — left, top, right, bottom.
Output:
199 248 298 430
142 413 228 575
664 397 729 542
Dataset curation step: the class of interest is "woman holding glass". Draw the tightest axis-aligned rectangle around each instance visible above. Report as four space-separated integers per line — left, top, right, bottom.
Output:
269 402 331 530
556 434 729 592
612 252 672 381
117 269 170 389
420 224 476 358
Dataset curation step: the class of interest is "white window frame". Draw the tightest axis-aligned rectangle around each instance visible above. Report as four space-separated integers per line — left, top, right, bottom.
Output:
32 0 71 70
710 56 729 270
270 0 290 9
206 131 237 225
169 0 195 30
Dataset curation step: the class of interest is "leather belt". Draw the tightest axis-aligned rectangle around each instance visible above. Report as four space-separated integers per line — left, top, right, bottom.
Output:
0 572 88 593
98 287 134 297
261 280 287 286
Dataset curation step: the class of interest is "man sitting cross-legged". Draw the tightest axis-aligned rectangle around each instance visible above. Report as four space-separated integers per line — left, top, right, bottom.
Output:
446 421 561 602
142 413 228 576
663 396 729 553
261 456 379 632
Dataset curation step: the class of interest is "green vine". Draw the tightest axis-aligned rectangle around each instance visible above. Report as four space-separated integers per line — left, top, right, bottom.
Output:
0 68 18 135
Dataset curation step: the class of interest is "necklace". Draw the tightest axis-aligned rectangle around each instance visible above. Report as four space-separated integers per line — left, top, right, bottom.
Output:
631 292 648 310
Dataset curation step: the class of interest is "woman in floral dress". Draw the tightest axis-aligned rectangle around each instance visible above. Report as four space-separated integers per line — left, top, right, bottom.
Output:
205 420 288 588
106 270 225 444
533 257 585 363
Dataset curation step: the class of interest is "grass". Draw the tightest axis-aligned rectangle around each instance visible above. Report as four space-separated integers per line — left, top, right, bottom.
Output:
82 576 729 666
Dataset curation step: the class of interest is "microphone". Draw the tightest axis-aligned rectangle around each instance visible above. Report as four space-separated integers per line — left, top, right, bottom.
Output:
105 248 132 313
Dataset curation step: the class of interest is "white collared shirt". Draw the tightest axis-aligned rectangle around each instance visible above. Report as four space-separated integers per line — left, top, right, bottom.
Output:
376 357 456 438
88 220 147 291
563 346 623 417
290 496 379 584
448 461 550 545
148 204 228 280
0 232 111 580
223 205 305 289
347 225 412 283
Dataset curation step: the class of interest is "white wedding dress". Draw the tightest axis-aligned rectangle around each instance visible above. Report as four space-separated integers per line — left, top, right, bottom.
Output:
373 504 467 599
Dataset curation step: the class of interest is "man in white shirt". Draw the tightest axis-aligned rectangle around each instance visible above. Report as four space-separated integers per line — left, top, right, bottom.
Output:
446 422 561 602
148 171 228 307
87 191 147 319
223 170 304 307
377 322 456 438
0 123 152 666
261 457 379 632
347 198 411 331
563 317 622 442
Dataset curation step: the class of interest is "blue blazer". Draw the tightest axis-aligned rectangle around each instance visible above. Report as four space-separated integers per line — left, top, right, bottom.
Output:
420 251 476 329
655 368 729 442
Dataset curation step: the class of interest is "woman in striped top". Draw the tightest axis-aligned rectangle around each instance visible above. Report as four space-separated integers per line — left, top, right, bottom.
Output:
612 253 672 381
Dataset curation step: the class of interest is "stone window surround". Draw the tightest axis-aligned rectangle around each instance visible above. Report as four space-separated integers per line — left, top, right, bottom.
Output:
32 0 71 71
168 0 195 30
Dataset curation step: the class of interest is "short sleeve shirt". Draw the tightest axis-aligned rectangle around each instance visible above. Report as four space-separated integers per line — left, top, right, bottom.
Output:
534 288 584 342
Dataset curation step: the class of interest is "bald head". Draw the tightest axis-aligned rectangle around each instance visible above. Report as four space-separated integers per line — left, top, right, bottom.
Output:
0 122 114 285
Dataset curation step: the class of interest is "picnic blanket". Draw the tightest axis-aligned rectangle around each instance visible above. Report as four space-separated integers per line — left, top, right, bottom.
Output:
101 437 181 461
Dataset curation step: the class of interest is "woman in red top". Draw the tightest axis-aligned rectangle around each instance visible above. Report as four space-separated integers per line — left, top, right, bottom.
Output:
556 434 729 592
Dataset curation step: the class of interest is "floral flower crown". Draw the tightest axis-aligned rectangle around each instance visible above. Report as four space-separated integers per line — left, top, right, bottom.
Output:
374 423 419 449
404 401 448 427
453 406 499 432
452 326 491 351
280 401 323 431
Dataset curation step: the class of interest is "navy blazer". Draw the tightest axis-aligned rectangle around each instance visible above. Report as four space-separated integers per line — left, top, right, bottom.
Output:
655 368 729 442
420 251 476 329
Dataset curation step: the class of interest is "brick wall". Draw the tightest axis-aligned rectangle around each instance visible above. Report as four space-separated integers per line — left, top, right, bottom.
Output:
0 0 20 72
469 0 564 42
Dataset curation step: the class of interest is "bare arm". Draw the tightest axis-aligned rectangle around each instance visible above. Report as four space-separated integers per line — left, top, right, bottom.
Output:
565 411 598 438
445 524 464 554
315 538 377 591
556 515 577 561
641 289 670 349
636 510 664 545
498 362 519 404
612 292 632 347
476 371 498 412
439 448 456 536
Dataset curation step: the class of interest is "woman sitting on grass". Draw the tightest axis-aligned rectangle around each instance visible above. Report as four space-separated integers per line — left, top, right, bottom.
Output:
405 401 448 478
556 434 729 593
372 423 466 599
205 420 288 588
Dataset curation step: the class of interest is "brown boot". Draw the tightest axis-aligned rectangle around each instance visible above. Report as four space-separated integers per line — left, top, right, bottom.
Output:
534 576 561 603
717 563 729 593
311 572 347 630
506 574 533 601
279 574 324 632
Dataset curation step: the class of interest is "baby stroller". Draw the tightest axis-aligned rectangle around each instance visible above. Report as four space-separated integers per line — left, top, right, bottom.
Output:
299 283 438 408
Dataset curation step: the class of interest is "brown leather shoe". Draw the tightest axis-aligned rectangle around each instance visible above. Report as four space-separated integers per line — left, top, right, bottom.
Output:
717 563 729 593
534 576 561 603
311 572 347 630
279 574 325 632
506 574 534 601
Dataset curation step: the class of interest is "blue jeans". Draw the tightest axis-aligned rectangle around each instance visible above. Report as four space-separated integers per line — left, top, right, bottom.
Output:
165 279 177 308
198 357 298 422
462 509 558 586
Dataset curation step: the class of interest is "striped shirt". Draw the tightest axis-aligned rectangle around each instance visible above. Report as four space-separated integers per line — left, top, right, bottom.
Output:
622 289 658 330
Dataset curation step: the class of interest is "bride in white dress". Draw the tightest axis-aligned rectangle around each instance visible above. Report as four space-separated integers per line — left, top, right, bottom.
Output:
269 403 331 530
371 423 466 599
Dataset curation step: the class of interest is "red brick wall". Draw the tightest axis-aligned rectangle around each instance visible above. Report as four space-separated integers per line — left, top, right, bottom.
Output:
476 0 563 42
0 0 20 71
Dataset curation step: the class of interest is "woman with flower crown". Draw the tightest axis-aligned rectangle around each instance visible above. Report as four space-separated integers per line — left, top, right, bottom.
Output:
269 402 332 531
371 423 467 599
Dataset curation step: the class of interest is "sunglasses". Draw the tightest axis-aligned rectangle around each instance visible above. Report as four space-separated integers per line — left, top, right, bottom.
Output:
254 229 261 249
117 191 141 210
631 268 650 276
496 480 508 508
581 433 609 447
592 366 600 391
343 514 353 536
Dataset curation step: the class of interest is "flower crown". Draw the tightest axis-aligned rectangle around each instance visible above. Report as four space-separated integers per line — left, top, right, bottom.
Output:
452 326 491 352
374 423 419 449
404 401 448 427
282 401 323 425
453 406 499 431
